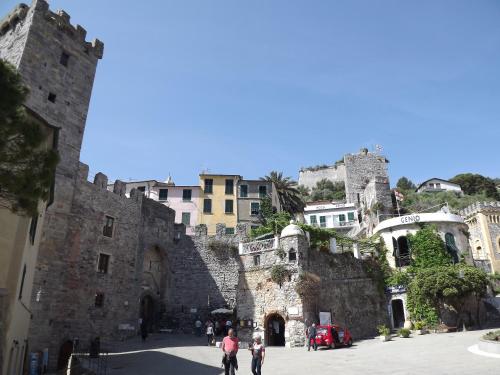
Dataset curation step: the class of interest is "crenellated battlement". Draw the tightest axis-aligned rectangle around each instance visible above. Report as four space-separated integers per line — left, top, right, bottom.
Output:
0 0 103 59
460 201 500 218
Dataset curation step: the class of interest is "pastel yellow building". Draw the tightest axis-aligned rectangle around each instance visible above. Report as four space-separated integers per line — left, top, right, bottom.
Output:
0 111 58 375
198 174 241 235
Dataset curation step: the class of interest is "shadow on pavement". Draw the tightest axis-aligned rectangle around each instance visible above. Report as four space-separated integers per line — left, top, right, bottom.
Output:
111 333 222 353
107 350 223 375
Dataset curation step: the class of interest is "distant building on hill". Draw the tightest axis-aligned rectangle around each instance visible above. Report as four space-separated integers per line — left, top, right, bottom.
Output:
415 178 462 194
303 201 359 234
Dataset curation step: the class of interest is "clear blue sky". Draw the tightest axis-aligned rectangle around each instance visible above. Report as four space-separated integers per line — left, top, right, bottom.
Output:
2 0 499 185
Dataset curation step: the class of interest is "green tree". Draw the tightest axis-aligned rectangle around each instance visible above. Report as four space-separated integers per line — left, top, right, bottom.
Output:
261 171 304 214
450 173 500 200
0 59 59 216
309 179 346 201
396 177 416 192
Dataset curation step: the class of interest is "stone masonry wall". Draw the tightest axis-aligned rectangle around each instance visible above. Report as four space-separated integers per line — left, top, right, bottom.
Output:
167 224 247 328
344 150 389 205
303 250 388 339
298 164 346 190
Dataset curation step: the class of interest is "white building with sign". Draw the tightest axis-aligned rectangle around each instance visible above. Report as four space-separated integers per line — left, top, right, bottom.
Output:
303 201 360 234
372 208 470 329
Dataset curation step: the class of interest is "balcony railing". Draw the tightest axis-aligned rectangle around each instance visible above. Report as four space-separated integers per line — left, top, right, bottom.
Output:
239 237 277 255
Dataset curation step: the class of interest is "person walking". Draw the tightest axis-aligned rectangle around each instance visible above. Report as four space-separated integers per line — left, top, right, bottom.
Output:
140 319 148 342
195 318 202 337
248 335 265 375
221 328 239 375
206 322 214 346
307 323 317 351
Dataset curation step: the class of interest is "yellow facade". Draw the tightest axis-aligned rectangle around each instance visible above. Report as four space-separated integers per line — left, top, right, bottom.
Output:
0 116 57 375
198 174 240 235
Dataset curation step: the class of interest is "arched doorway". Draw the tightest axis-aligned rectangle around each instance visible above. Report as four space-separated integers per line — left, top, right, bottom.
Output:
141 295 156 332
265 314 285 346
57 340 73 370
391 299 405 328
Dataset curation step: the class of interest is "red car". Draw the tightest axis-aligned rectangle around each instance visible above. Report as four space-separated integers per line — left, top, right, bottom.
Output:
313 325 353 349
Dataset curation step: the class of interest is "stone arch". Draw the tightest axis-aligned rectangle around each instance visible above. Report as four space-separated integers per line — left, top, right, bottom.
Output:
56 339 74 370
264 311 286 347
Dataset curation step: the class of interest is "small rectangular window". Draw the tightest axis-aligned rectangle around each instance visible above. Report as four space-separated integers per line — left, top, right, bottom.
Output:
225 227 235 235
348 212 355 221
95 293 104 307
204 179 213 194
319 216 327 227
225 179 234 195
48 92 56 103
60 51 70 67
181 212 191 226
339 214 346 222
183 189 192 201
253 255 260 266
137 186 146 192
203 199 212 213
251 202 260 216
159 188 168 200
29 215 38 245
310 215 317 225
259 185 267 198
97 253 110 274
103 216 114 237
240 185 248 198
225 200 234 214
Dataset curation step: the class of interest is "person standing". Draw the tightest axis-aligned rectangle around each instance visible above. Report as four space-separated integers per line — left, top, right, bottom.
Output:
195 318 202 336
140 319 148 342
206 322 214 346
221 328 239 375
248 335 265 375
307 323 317 351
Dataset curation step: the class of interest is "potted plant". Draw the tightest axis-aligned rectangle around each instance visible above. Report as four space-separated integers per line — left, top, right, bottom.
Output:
377 325 391 342
398 328 411 338
413 321 427 335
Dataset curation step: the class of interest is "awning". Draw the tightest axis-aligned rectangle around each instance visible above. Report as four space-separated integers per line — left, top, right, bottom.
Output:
211 308 233 315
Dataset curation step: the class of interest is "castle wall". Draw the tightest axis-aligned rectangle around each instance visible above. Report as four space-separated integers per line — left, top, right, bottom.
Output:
303 251 388 339
298 164 346 190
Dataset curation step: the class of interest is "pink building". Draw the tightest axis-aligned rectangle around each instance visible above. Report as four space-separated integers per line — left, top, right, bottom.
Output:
113 178 200 235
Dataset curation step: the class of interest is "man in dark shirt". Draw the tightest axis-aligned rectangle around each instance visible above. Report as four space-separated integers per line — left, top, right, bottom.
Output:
307 323 317 351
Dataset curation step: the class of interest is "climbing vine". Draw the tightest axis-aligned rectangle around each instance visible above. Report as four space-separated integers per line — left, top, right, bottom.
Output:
270 264 289 286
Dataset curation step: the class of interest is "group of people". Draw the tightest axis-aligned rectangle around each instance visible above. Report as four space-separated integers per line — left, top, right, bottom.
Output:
195 317 234 345
221 329 265 375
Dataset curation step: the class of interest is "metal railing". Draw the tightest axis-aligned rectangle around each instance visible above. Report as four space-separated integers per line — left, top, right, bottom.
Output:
240 237 276 255
68 350 109 375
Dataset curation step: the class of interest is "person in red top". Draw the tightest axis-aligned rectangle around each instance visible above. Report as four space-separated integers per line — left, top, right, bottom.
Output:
221 328 239 375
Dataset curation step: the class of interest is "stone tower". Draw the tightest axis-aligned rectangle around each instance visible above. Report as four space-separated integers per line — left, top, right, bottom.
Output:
0 0 103 366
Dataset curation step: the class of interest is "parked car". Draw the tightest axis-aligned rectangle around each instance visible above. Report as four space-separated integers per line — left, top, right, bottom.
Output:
313 325 353 349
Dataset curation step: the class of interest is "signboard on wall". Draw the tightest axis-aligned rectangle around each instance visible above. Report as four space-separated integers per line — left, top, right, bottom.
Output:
319 311 331 325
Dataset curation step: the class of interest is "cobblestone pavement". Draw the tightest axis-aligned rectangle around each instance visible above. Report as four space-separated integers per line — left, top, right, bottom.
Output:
106 329 499 375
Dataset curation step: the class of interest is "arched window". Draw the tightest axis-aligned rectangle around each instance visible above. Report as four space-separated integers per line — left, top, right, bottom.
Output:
288 248 297 262
445 233 459 263
395 236 410 267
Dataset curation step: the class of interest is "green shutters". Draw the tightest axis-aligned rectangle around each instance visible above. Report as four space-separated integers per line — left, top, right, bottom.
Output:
203 199 212 213
182 189 192 201
158 189 168 200
348 212 355 221
319 216 326 227
251 202 260 216
225 179 234 194
310 215 317 225
240 185 248 198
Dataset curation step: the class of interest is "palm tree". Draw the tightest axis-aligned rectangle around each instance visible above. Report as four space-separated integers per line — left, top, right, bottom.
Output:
261 171 305 214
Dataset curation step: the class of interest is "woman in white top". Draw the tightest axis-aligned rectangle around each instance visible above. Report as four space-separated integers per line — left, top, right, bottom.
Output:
248 335 265 375
206 323 214 346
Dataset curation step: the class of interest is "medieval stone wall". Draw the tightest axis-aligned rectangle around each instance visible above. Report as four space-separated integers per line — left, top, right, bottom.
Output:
298 164 346 190
303 250 388 339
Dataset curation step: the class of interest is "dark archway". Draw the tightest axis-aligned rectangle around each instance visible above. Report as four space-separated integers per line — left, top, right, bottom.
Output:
391 299 405 328
57 340 73 370
141 295 156 332
265 314 285 346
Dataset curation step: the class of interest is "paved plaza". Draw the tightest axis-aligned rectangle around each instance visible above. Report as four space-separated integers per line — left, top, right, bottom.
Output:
105 328 500 375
